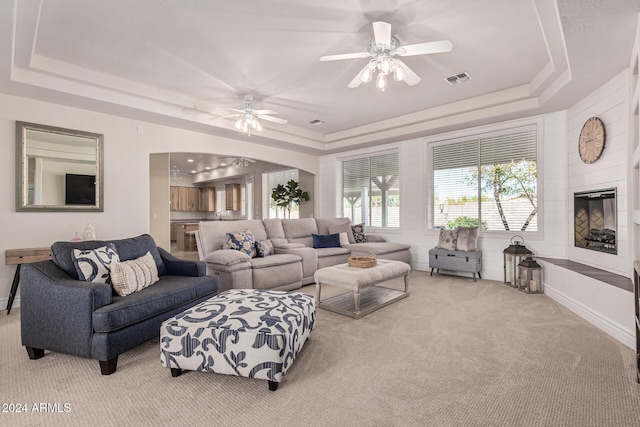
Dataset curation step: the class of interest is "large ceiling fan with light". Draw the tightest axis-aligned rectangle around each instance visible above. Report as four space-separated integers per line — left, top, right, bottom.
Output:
320 21 453 91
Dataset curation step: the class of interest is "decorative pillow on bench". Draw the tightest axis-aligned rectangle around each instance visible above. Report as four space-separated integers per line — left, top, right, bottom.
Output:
436 229 458 250
456 227 479 251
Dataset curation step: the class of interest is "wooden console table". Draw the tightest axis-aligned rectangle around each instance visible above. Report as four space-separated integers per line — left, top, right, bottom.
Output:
5 247 51 315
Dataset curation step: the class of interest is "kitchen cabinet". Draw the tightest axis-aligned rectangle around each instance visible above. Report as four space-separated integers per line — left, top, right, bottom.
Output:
178 187 189 211
200 187 216 212
187 187 200 211
170 186 180 211
225 183 241 211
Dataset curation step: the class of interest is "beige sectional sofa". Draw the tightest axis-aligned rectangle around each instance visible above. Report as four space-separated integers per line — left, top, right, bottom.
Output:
196 217 411 292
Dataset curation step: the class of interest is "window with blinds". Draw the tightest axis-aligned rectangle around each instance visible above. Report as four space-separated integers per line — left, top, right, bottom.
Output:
432 126 538 232
342 151 400 228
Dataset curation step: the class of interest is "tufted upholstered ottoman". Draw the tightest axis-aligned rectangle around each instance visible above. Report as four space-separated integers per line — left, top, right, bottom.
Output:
160 289 315 391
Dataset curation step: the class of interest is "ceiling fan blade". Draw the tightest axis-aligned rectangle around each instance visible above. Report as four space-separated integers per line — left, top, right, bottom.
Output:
347 65 368 88
258 115 287 125
398 40 453 56
211 113 242 120
396 60 421 86
372 21 392 46
319 52 371 62
227 108 245 113
253 109 278 115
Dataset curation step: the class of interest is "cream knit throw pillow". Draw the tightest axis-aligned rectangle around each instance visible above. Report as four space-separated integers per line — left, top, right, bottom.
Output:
110 251 159 296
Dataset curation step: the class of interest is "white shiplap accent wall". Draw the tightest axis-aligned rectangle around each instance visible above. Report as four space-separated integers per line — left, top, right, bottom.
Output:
317 112 569 281
566 70 630 277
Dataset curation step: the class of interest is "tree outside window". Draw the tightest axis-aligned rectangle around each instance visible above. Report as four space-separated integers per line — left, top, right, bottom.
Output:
432 127 538 232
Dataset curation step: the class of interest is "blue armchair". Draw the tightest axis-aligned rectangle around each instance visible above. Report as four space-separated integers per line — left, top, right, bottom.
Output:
20 234 218 375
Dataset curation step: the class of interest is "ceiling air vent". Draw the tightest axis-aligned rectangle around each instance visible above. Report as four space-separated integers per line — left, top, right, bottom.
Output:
444 72 472 85
308 119 325 125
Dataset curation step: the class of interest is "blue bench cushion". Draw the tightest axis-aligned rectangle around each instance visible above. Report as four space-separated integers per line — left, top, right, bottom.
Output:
52 234 167 279
92 275 218 333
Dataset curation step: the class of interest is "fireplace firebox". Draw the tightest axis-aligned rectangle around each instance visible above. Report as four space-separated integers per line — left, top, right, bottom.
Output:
574 188 616 254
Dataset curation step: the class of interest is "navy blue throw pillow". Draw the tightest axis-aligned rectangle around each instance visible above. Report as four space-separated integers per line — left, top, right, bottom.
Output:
312 233 341 249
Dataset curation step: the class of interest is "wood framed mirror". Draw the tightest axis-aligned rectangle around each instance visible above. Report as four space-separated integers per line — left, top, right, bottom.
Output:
16 121 104 212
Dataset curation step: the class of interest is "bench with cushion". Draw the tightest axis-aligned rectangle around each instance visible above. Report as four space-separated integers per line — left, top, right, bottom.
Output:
429 227 482 281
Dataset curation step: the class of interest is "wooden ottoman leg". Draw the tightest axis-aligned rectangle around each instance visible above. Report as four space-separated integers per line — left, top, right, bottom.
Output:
171 368 183 377
268 380 278 391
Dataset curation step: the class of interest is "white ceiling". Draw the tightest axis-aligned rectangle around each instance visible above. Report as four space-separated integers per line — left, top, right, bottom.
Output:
1 0 639 156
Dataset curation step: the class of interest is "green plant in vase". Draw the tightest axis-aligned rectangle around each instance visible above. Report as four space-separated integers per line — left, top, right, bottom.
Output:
271 179 309 218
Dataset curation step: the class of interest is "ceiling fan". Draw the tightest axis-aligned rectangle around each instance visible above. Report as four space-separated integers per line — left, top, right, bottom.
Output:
319 21 453 90
217 157 256 168
219 95 287 135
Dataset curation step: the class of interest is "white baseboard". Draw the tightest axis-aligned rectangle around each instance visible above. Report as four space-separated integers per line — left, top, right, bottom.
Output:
0 296 19 312
544 284 635 349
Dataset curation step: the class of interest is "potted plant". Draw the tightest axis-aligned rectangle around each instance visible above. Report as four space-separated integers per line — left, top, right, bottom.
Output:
271 179 309 218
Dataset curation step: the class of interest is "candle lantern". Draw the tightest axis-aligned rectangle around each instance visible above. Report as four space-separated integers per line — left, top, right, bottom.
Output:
517 255 543 294
503 235 532 288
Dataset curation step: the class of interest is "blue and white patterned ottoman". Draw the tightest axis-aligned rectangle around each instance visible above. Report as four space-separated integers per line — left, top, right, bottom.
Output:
160 289 316 391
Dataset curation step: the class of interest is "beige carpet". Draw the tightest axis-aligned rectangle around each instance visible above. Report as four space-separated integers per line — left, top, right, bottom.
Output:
1 271 639 426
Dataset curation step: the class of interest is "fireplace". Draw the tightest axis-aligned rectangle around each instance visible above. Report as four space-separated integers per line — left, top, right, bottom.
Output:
574 188 616 254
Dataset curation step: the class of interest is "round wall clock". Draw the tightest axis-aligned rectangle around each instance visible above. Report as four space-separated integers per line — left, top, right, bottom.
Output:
578 117 605 164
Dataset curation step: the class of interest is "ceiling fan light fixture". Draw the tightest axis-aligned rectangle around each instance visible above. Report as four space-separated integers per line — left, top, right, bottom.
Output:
394 65 406 81
379 57 393 75
376 73 387 91
361 66 373 83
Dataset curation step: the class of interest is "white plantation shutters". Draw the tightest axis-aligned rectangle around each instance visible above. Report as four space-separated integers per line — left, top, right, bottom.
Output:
342 151 400 228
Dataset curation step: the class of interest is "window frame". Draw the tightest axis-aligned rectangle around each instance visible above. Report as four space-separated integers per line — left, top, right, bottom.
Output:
426 117 544 239
338 147 402 231
262 169 301 219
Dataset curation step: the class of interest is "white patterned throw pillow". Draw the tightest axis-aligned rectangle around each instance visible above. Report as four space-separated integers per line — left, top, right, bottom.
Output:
110 252 159 297
351 223 367 243
73 244 120 284
436 228 458 251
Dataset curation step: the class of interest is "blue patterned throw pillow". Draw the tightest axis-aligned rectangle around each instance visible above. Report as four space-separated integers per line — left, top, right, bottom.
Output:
73 243 120 284
226 229 257 258
351 223 367 243
256 240 274 257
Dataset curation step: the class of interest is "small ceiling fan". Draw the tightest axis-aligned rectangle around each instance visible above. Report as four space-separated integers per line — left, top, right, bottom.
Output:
218 157 256 168
219 95 287 135
320 21 453 90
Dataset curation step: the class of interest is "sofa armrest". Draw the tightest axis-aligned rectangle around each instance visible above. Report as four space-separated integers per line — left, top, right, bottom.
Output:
203 249 251 267
20 261 113 358
158 247 206 277
365 234 387 242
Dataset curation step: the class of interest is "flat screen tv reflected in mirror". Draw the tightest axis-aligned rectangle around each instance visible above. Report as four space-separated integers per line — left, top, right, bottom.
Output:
65 173 96 205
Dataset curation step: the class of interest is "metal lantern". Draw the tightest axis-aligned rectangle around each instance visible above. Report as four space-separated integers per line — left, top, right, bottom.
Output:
517 255 543 294
503 235 532 288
